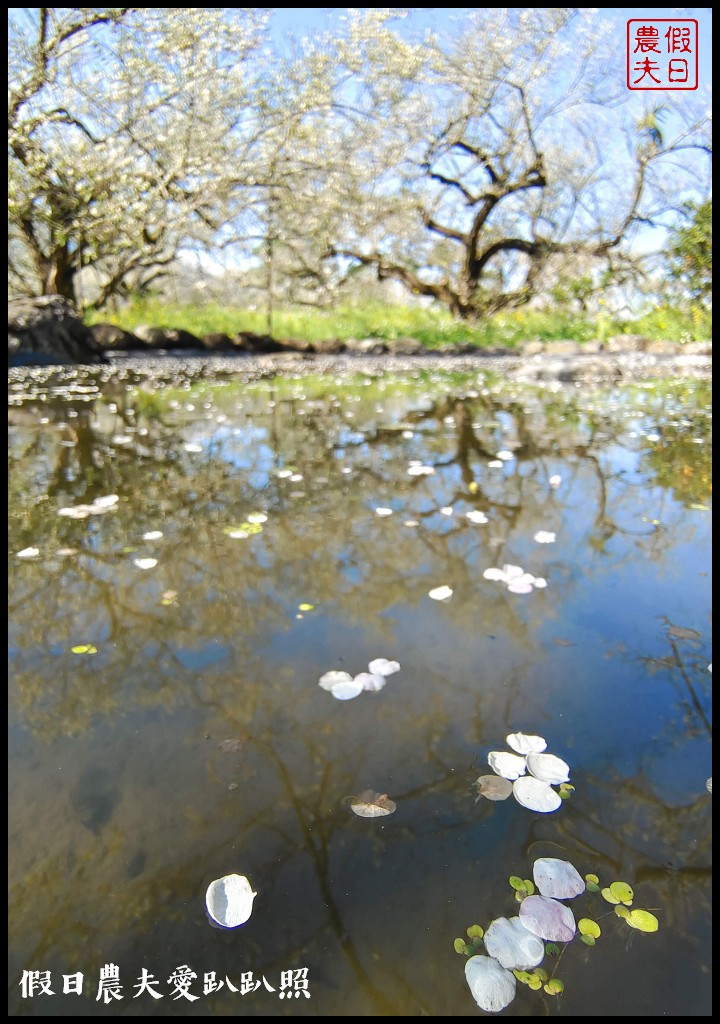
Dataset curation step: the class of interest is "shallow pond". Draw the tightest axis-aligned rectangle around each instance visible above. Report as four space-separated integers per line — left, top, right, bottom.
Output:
8 362 712 1016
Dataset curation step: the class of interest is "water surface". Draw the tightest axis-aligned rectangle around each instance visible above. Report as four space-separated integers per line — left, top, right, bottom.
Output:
8 363 712 1016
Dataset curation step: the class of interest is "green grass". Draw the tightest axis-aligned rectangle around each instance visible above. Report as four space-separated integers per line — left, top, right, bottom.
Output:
85 297 712 349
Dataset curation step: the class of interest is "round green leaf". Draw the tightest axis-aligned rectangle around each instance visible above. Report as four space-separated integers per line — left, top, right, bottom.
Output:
544 943 560 956
527 975 542 991
454 937 467 954
509 876 526 891
298 603 315 611
71 644 97 654
533 968 548 983
584 873 599 885
467 924 484 940
625 909 659 932
523 879 535 895
609 881 634 905
601 886 619 905
614 905 630 920
578 918 601 938
580 934 596 946
544 979 564 996
512 970 533 985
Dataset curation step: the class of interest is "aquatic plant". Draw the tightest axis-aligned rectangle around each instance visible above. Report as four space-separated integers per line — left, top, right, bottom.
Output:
454 858 660 1012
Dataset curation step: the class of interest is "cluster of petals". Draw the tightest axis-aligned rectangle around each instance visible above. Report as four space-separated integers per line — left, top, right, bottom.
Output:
318 658 400 701
483 564 547 594
476 732 570 812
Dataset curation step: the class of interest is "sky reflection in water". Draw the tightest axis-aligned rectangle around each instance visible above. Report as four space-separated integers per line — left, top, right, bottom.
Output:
8 366 712 1016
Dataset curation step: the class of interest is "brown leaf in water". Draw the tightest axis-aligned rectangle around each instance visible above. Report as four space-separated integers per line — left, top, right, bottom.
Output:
350 789 396 817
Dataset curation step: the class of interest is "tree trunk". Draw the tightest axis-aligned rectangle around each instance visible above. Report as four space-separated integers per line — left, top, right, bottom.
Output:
42 245 77 307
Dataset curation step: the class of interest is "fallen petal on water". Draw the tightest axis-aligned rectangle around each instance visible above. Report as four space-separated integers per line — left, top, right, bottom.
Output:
205 874 257 929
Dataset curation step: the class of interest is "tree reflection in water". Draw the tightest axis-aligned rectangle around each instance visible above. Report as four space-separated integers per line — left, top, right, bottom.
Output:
8 366 711 1016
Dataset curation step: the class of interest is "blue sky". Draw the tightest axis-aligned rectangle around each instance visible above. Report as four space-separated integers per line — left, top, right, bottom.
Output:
268 7 712 89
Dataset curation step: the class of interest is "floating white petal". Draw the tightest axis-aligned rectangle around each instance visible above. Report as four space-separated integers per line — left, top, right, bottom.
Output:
507 577 534 594
375 507 393 517
428 585 453 601
407 464 434 476
465 955 517 1013
506 732 547 755
142 531 163 540
484 916 545 970
526 752 570 785
488 751 527 781
328 677 365 701
512 776 562 812
483 567 506 581
533 530 556 544
368 658 401 677
549 474 562 488
518 894 576 942
502 564 524 578
466 510 489 524
533 858 585 900
133 558 158 570
354 672 386 692
93 494 119 508
205 873 257 929
17 547 40 559
318 670 353 691
439 506 454 516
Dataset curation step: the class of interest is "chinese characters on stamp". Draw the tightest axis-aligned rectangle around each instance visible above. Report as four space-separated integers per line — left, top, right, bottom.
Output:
627 19 698 90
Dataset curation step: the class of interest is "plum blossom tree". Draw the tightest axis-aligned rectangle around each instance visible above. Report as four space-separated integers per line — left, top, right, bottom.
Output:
8 9 711 319
8 7 270 308
298 9 712 319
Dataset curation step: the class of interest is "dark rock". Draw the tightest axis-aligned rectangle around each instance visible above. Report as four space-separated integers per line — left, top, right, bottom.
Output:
133 324 169 347
131 325 201 349
163 328 202 349
8 295 107 366
311 337 346 354
89 322 141 350
234 331 291 353
279 336 315 353
202 332 235 351
384 336 425 355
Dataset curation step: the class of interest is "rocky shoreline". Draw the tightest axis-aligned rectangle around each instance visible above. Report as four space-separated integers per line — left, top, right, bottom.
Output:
7 295 712 383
